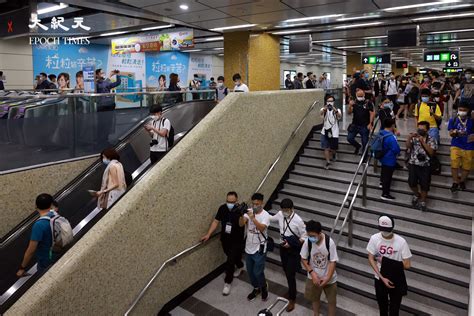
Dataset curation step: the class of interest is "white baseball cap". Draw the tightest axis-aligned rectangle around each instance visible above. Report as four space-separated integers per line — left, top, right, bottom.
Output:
378 215 394 232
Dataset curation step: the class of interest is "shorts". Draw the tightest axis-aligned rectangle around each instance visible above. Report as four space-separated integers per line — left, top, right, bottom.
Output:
305 279 337 304
408 164 431 192
320 134 339 150
450 147 474 171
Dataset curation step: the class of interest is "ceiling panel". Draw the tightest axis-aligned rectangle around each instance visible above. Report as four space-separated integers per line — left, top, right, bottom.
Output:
280 0 350 9
171 9 231 23
300 1 378 16
239 10 306 24
119 0 171 8
215 0 290 16
191 17 250 29
197 0 256 8
145 1 210 15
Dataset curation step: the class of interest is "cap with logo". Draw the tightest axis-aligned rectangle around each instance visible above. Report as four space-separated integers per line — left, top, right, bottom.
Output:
378 215 394 232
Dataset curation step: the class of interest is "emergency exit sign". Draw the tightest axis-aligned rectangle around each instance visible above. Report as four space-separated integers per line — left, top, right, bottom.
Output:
424 51 459 62
362 54 391 64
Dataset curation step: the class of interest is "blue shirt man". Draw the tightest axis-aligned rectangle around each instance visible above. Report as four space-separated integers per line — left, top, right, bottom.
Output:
379 119 401 201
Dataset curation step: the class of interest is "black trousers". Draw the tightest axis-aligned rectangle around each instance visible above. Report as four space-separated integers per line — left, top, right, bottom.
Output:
280 247 300 300
96 104 116 148
150 151 166 165
222 241 244 284
381 165 396 196
375 278 403 316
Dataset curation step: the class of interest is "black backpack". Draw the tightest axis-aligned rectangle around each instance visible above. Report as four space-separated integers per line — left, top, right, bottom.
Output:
160 118 174 149
307 233 331 262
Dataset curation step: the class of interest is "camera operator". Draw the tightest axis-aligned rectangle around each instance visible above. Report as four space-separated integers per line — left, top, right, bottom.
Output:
239 193 271 302
201 192 245 296
406 121 438 211
320 95 342 170
269 198 306 312
415 88 442 144
144 105 170 164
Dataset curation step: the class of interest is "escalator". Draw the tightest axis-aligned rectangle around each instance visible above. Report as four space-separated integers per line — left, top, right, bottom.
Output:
0 100 216 313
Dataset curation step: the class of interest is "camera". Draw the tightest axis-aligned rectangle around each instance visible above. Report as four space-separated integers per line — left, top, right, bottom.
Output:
416 153 427 162
327 104 333 111
325 128 333 138
234 202 249 216
150 139 158 147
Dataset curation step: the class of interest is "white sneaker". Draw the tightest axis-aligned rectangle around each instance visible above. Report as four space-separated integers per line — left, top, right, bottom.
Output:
233 267 243 277
222 283 231 296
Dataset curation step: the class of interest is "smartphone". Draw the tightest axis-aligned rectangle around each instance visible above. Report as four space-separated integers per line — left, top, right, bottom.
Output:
87 190 97 195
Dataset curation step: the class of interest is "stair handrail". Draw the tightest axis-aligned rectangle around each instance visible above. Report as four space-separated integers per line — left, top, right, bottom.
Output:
469 220 474 315
330 117 380 246
125 98 319 315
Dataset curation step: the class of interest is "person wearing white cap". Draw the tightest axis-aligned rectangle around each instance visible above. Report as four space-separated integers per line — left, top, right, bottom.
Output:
367 215 412 316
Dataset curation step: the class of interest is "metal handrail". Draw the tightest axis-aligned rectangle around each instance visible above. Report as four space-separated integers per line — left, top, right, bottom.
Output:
125 98 319 315
329 118 380 247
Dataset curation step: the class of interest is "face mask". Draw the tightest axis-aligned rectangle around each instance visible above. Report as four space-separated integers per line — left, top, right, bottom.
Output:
455 84 461 89
434 97 440 102
226 203 235 210
459 111 468 117
102 158 110 165
390 75 395 80
466 74 472 81
384 102 393 110
308 236 319 244
252 206 261 212
283 211 292 218
364 73 369 79
381 231 392 238
424 78 430 82
417 129 427 136
356 96 365 102
421 96 430 103
218 82 223 87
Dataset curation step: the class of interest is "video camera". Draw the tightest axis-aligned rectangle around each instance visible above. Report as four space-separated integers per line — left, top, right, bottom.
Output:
234 202 249 216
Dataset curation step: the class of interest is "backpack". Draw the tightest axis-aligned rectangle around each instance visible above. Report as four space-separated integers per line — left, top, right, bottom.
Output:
40 213 73 252
370 131 391 159
160 118 174 149
307 233 331 262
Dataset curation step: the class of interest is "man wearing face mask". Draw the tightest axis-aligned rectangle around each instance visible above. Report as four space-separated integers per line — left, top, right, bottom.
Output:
415 89 442 144
301 220 338 316
201 192 245 296
455 69 474 119
239 193 271 301
269 198 306 312
216 76 229 102
406 121 438 211
232 73 249 93
347 89 375 155
448 103 474 192
367 216 412 316
144 105 170 164
385 72 399 112
378 98 395 129
374 73 386 107
320 95 342 169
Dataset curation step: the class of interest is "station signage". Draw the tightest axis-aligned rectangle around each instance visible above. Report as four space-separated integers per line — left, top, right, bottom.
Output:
443 68 463 73
424 51 459 62
446 61 460 68
362 54 391 64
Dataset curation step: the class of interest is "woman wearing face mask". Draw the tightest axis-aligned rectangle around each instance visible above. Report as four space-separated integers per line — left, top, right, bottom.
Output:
92 148 127 209
378 99 395 129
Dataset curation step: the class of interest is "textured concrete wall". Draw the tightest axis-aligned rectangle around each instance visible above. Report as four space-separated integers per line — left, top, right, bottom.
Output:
248 33 280 91
0 157 96 237
0 38 33 90
6 90 324 315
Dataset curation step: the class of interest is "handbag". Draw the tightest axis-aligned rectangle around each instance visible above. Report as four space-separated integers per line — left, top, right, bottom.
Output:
429 155 442 175
258 231 274 253
282 215 303 251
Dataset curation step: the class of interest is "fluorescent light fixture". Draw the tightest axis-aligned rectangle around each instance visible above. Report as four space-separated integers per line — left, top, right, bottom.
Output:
210 24 256 31
182 49 202 52
312 39 343 43
213 47 224 50
141 24 173 31
337 15 381 21
205 37 224 41
179 4 189 10
363 35 387 39
100 31 127 37
275 23 309 28
337 45 366 49
414 12 474 21
438 38 474 43
383 1 460 11
272 29 311 35
218 53 224 56
426 28 474 34
37 3 68 15
284 14 343 23
334 22 383 29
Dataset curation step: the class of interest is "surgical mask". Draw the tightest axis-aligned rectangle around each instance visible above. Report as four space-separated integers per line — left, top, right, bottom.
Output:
356 96 365 102
252 206 261 212
226 203 235 210
381 231 392 238
459 111 468 117
308 236 319 244
364 73 369 79
421 96 430 103
424 78 430 82
283 211 292 218
466 74 472 81
102 158 110 165
455 84 461 89
384 102 393 110
218 82 224 87
417 129 427 136
434 97 440 102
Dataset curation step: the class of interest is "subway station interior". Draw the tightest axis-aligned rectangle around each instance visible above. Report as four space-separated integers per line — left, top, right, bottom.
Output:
0 0 474 315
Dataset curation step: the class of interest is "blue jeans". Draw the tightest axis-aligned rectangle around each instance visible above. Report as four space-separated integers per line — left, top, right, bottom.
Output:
347 125 369 151
428 127 440 144
246 251 267 289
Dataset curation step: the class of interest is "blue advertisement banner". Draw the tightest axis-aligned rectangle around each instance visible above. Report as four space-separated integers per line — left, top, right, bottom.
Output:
145 51 189 87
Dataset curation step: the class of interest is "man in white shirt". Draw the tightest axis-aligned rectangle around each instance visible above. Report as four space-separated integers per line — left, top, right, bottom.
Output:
320 95 342 169
301 220 338 316
386 72 399 112
270 198 306 312
144 105 171 164
189 74 201 100
232 73 249 93
321 72 331 90
367 216 412 316
239 193 271 302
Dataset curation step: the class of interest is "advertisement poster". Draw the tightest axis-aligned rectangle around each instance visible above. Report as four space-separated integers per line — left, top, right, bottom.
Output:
82 64 95 92
33 43 109 87
145 51 189 87
188 54 213 85
111 30 193 55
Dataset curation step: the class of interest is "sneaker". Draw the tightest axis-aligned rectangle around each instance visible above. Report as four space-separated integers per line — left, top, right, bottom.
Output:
450 183 459 193
411 195 419 208
247 288 261 301
332 153 337 161
460 182 466 191
261 284 269 301
325 162 331 170
381 194 396 201
419 201 427 212
379 183 383 188
222 283 231 296
353 146 360 155
233 267 243 278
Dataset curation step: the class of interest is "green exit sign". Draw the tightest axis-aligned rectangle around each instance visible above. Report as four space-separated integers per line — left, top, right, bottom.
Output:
369 56 376 64
424 51 459 62
362 54 391 64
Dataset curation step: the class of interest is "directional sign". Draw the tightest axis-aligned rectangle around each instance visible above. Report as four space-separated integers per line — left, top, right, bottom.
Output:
446 61 460 68
443 68 463 73
424 51 459 63
362 54 391 64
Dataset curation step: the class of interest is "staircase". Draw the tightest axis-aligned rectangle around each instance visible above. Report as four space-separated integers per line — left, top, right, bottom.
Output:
267 129 472 316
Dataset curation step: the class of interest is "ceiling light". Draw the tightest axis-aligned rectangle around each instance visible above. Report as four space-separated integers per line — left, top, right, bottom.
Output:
363 35 387 39
337 15 381 21
335 22 383 29
383 1 460 11
210 24 256 31
204 37 224 41
272 29 311 35
37 3 68 15
213 47 224 50
182 49 202 52
437 38 474 43
141 24 173 31
179 4 189 10
426 28 474 34
312 39 343 43
284 14 343 23
413 12 474 21
100 31 127 37
337 45 366 49
275 23 309 28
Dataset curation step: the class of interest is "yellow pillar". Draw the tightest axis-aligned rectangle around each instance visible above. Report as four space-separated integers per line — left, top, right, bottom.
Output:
224 32 280 91
346 53 363 75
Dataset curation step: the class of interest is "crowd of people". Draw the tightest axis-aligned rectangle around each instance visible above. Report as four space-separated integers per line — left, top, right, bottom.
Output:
285 72 331 90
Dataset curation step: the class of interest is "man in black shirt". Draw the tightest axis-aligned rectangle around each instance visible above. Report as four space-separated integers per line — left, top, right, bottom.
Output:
347 89 375 154
285 74 294 90
201 191 245 296
351 72 370 99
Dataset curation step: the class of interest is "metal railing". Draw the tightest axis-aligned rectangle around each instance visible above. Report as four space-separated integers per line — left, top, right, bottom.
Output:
329 118 380 247
124 98 319 315
469 220 474 315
